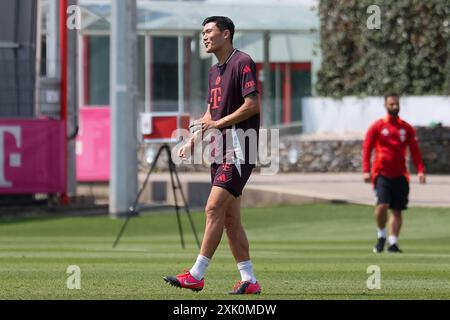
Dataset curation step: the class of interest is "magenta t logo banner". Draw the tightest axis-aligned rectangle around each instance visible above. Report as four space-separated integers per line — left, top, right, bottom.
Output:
0 120 65 194
0 126 21 187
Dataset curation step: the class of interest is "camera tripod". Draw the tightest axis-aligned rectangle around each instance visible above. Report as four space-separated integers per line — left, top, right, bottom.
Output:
112 144 201 249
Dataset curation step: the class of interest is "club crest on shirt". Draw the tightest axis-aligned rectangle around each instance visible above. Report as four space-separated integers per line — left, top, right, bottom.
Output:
215 76 221 85
381 128 389 136
399 128 407 142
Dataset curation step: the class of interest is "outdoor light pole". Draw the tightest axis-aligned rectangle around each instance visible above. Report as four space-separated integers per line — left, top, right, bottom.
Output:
46 0 59 79
109 0 138 217
66 0 78 197
178 35 184 129
262 31 272 127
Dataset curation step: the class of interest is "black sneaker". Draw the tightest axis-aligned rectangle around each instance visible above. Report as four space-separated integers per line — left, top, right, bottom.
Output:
373 237 386 253
387 244 403 253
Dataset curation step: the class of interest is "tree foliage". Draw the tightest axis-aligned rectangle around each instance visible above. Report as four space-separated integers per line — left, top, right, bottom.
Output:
316 0 450 97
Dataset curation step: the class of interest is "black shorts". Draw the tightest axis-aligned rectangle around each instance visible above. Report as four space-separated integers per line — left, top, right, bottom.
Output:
375 175 410 211
211 163 254 198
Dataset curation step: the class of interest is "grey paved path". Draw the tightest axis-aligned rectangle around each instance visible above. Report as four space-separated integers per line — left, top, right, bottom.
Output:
149 172 450 208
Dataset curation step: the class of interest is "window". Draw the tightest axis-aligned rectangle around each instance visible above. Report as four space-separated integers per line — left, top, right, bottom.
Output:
83 35 146 108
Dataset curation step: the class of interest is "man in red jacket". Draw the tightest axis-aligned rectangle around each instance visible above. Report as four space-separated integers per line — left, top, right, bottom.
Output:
363 93 426 253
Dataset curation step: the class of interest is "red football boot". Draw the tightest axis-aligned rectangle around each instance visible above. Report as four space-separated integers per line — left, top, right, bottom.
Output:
163 270 204 292
228 281 262 294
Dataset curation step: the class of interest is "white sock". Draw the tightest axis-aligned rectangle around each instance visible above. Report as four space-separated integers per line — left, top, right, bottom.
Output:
189 255 210 280
377 228 387 239
237 260 256 284
389 235 398 245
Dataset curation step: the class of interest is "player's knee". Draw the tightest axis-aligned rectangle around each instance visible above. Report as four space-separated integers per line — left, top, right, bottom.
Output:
376 203 389 211
205 202 223 219
391 210 402 217
224 216 239 232
224 220 233 232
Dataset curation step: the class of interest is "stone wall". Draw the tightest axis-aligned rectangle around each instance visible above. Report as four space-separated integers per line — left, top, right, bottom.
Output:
277 126 450 174
138 126 450 174
411 126 450 174
278 135 363 173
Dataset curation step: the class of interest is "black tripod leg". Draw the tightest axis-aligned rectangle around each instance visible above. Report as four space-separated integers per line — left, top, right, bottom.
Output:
165 145 185 249
174 203 185 249
112 213 132 248
172 161 201 249
112 145 165 248
165 145 200 249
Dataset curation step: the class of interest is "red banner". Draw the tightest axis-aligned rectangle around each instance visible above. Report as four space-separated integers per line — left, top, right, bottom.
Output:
0 119 65 194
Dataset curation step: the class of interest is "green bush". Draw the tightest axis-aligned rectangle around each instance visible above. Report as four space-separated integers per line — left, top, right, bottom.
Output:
316 0 450 97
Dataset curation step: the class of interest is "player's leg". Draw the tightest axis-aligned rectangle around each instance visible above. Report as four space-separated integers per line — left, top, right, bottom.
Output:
224 197 249 262
200 186 236 258
389 209 402 238
163 186 235 291
373 176 390 253
387 176 408 253
222 165 253 262
373 203 389 253
189 164 238 281
387 209 402 252
224 197 261 294
375 203 389 230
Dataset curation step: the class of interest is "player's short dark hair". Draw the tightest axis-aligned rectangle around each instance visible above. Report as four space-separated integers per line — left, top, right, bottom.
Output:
202 16 235 43
384 93 400 101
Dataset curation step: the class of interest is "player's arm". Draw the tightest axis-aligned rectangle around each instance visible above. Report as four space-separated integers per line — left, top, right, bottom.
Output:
362 123 377 183
178 127 203 159
408 126 426 184
201 93 259 131
188 105 211 142
202 58 259 131
179 68 215 159
178 105 211 159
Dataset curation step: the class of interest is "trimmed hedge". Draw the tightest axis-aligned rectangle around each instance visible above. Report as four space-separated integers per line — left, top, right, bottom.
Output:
316 0 450 97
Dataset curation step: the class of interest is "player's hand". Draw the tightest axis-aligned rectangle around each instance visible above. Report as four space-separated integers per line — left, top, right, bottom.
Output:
189 119 203 132
178 142 193 160
363 172 371 183
201 118 219 131
418 172 426 184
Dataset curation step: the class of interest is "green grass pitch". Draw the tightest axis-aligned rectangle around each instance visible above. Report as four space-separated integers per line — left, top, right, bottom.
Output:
1 203 449 300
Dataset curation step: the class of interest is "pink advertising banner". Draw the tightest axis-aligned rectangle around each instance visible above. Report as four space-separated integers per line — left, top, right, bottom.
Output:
0 119 65 194
76 107 110 182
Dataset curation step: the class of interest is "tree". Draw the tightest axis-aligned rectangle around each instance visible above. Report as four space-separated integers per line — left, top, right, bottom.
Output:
316 0 450 97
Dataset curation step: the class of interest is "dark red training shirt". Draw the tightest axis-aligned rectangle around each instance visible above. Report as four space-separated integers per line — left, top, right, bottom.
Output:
207 49 260 165
362 115 425 183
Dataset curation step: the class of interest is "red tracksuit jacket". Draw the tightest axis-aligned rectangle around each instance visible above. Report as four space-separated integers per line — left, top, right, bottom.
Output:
362 115 425 183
